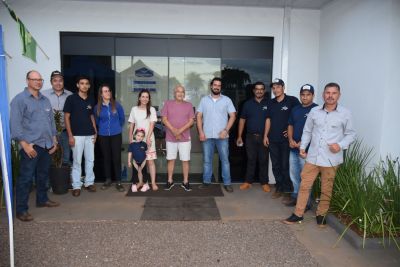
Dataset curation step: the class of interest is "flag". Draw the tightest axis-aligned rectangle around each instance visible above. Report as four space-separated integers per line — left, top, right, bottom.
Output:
18 20 37 62
4 1 37 62
0 24 15 267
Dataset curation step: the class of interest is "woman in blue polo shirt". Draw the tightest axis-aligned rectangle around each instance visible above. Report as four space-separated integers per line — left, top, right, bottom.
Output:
94 84 125 192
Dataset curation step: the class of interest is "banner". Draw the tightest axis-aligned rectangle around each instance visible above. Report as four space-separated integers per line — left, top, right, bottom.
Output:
0 24 15 267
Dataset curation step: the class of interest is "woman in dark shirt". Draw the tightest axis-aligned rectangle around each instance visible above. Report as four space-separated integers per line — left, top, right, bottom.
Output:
94 84 125 192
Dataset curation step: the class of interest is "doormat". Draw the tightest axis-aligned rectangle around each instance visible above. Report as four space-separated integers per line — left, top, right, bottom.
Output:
140 197 221 221
125 183 224 197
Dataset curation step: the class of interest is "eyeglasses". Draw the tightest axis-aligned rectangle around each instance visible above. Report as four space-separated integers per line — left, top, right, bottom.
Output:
28 78 44 82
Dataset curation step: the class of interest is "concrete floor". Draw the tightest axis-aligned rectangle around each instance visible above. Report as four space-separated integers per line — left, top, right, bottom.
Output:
0 183 399 266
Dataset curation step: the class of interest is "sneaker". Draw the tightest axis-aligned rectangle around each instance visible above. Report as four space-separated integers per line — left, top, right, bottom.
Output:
199 183 211 189
140 183 150 192
282 213 304 225
85 185 96 192
131 184 138 192
271 191 283 199
239 182 251 190
316 215 327 227
164 181 175 191
223 185 234 193
262 184 271 192
115 183 125 192
181 182 192 192
101 181 112 190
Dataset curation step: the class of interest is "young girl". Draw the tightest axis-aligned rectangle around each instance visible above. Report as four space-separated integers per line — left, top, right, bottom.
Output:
128 128 149 192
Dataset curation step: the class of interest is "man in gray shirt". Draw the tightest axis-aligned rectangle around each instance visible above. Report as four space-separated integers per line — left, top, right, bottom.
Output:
283 82 356 227
42 71 72 166
10 70 60 222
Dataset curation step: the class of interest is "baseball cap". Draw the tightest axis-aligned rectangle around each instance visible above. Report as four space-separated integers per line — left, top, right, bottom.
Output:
50 70 63 80
300 84 315 94
270 78 285 88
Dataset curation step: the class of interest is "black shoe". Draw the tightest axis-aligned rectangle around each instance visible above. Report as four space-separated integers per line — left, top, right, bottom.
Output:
283 213 304 225
101 181 112 190
198 183 211 189
223 185 233 193
164 181 175 190
181 182 192 192
115 183 125 192
284 198 297 207
316 215 327 227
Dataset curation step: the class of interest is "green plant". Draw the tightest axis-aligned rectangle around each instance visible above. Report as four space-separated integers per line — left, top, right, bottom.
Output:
52 110 64 168
330 140 399 249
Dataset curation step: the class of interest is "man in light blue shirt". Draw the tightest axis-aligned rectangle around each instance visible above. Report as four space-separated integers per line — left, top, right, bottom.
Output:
197 77 236 192
284 82 356 226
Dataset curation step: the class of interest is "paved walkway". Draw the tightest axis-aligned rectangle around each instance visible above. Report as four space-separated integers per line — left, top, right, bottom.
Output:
1 184 399 266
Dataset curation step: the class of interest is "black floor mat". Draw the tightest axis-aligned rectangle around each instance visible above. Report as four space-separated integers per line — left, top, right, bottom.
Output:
126 183 224 197
141 197 221 221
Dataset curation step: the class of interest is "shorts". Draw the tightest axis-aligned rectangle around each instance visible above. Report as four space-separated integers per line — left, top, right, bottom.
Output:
166 141 191 161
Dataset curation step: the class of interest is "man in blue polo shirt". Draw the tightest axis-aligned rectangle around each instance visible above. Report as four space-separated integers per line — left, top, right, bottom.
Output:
10 70 60 222
197 77 236 193
263 78 300 200
237 81 270 192
64 76 97 197
284 84 318 207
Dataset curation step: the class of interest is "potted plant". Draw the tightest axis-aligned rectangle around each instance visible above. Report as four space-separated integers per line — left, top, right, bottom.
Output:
49 110 70 194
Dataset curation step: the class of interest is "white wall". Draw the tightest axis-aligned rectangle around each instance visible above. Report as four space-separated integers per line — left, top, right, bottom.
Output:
319 0 399 160
0 0 320 100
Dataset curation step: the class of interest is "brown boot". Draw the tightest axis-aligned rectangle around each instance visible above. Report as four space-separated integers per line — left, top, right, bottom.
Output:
271 191 283 199
240 182 252 190
16 212 34 222
262 184 271 192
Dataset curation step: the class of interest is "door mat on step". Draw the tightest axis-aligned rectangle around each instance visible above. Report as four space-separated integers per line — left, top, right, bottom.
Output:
126 183 224 197
140 197 221 221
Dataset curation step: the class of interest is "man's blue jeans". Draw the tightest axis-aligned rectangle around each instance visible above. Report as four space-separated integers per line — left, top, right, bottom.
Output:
16 146 50 214
202 138 231 185
289 150 312 207
71 135 95 189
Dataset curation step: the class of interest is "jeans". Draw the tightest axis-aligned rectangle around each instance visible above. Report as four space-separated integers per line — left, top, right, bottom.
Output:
289 150 312 208
245 134 269 184
59 130 71 165
71 135 95 189
269 141 292 192
98 134 122 182
16 146 50 214
202 138 231 185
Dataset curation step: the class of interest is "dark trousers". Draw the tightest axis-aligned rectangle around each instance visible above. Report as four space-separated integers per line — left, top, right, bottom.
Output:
245 134 269 184
131 163 149 184
98 134 122 182
269 141 292 193
16 146 50 214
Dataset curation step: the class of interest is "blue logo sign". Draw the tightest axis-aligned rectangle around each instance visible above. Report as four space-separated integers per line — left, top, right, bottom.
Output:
135 67 154 77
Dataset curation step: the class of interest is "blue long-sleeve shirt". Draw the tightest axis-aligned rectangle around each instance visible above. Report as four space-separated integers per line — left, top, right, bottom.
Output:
94 101 125 136
10 88 57 148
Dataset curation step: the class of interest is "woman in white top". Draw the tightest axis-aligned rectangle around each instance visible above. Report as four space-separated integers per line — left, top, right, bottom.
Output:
128 89 158 191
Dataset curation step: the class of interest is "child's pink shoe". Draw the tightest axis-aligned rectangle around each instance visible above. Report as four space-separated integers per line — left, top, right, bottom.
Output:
140 183 150 192
131 184 138 192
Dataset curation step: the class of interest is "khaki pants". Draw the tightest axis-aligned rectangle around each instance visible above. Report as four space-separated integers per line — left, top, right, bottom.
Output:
294 162 338 217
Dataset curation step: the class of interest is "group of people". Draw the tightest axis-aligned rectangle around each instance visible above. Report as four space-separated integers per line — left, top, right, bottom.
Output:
10 70 356 227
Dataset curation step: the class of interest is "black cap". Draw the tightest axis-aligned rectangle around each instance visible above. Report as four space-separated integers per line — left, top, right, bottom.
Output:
270 78 285 88
50 70 63 80
300 84 315 94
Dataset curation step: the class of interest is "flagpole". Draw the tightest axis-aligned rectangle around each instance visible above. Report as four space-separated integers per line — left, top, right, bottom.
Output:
0 116 15 267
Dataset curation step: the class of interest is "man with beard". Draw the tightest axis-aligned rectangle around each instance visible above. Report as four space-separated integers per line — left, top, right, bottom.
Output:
283 82 356 227
197 77 236 192
237 82 271 192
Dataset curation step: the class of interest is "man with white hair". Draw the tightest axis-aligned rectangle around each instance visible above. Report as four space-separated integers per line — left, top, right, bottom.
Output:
161 85 195 191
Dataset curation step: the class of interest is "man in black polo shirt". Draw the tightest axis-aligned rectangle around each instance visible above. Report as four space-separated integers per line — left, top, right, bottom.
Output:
237 82 270 192
263 78 300 200
64 76 97 197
